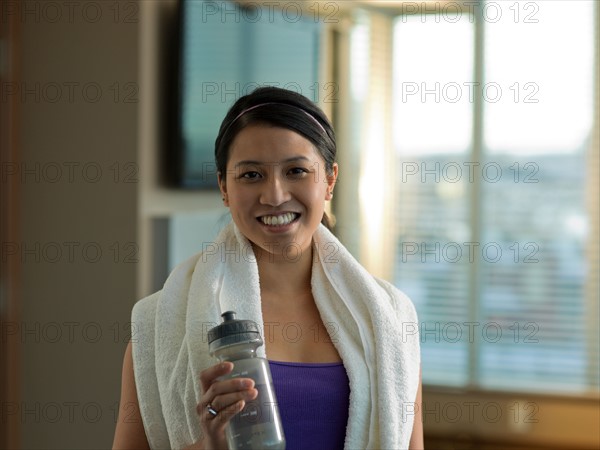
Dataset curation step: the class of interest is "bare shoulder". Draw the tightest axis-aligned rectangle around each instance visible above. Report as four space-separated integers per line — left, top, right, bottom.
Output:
112 340 150 450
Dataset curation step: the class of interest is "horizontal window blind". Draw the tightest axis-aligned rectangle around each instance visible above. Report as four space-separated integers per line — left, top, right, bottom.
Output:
392 16 475 387
390 1 599 393
480 1 597 392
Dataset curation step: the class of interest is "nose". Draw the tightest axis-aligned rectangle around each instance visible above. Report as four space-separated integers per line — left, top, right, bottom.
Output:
259 175 289 206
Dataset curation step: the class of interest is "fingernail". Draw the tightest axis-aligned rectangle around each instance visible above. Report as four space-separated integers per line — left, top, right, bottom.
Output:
241 379 253 388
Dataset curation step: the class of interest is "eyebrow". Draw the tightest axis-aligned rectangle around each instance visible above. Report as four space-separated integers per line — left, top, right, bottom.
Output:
234 156 311 168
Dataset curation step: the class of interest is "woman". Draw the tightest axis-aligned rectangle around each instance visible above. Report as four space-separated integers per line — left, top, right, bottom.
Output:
113 87 423 450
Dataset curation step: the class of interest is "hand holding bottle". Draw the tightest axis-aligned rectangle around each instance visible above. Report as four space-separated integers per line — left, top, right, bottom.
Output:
207 311 286 450
195 361 258 450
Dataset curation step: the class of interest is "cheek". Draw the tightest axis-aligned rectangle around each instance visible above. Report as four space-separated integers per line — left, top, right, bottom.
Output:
226 186 249 213
230 194 251 213
302 185 327 217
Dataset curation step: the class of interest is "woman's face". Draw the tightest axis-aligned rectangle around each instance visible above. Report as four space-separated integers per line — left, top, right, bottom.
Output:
218 124 337 260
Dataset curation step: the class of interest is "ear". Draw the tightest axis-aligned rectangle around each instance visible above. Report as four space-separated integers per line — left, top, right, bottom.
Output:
325 163 338 201
217 172 229 206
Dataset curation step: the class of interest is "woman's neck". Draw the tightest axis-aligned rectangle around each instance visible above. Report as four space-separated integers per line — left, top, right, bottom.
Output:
254 242 313 301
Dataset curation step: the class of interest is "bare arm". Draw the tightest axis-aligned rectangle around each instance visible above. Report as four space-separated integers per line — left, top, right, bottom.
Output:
111 340 254 450
112 341 151 450
409 367 424 450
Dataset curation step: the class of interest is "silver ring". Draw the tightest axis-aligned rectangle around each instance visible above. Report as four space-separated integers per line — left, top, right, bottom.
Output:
207 404 218 417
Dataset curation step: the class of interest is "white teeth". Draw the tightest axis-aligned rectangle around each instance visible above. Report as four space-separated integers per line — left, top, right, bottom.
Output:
260 213 298 226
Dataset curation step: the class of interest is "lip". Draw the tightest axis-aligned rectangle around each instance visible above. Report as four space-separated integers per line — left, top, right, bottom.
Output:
256 211 300 219
256 213 301 233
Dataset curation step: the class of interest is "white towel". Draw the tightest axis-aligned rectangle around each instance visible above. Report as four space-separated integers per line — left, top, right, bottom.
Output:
131 221 420 449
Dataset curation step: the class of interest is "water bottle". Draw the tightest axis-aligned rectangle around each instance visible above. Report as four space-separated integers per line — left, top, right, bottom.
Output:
208 311 286 450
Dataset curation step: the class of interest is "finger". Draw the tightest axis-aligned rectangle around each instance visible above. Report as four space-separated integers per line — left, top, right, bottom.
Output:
197 397 245 425
208 399 247 428
209 388 258 413
196 380 256 422
207 377 255 401
200 362 233 393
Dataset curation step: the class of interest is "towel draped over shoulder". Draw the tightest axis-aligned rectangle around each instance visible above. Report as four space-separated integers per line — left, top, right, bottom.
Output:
131 221 420 449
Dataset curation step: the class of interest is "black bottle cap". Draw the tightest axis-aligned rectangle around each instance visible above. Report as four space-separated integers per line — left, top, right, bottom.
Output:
207 311 262 345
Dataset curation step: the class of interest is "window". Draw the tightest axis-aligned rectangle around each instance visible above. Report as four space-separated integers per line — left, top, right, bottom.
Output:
393 14 474 387
391 1 598 393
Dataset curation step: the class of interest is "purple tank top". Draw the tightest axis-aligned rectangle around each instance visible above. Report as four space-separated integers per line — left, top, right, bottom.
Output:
268 360 350 450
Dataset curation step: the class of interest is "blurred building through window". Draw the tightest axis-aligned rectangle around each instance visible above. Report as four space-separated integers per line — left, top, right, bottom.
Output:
391 1 598 393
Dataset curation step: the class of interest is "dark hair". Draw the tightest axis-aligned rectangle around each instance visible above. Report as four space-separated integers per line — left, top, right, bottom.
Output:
214 87 337 229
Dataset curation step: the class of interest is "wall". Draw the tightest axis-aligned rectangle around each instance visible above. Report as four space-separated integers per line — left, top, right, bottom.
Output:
18 2 139 447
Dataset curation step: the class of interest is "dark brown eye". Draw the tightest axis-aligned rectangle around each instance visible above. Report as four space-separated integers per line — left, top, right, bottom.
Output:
288 167 308 176
241 171 261 180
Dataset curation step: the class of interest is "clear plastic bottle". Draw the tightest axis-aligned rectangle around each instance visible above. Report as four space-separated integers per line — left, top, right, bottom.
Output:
208 311 286 450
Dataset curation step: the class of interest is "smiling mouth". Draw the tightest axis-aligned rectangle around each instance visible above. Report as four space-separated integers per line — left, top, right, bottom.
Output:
257 212 300 226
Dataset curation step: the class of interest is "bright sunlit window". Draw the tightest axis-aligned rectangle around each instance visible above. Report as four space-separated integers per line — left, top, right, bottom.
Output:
393 13 475 387
392 0 598 393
